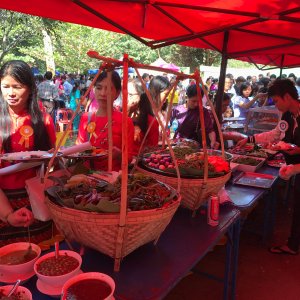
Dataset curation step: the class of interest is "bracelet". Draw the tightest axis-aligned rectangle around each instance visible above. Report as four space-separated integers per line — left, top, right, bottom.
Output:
247 136 255 143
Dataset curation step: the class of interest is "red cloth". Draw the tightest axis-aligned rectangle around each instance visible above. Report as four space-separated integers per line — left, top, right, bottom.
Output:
132 115 159 155
76 111 134 170
0 112 56 189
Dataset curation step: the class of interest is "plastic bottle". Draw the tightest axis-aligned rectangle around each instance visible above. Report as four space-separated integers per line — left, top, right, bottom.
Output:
172 119 179 132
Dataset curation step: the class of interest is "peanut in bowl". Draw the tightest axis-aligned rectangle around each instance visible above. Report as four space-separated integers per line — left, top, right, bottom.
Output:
33 250 82 288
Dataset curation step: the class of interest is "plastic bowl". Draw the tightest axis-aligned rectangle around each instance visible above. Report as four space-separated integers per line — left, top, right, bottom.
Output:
0 242 41 275
0 284 32 300
34 250 82 288
61 272 115 300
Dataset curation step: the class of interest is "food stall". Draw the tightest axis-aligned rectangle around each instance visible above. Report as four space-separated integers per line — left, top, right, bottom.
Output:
0 53 287 300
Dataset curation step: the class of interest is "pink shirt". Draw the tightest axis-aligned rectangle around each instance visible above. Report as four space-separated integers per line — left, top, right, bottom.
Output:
132 115 159 155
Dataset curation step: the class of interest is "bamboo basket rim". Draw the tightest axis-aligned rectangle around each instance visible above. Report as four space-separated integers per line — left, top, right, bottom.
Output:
136 165 231 182
137 161 231 180
46 195 180 217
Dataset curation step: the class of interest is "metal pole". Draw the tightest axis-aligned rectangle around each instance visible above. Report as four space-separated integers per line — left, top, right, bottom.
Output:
215 31 229 121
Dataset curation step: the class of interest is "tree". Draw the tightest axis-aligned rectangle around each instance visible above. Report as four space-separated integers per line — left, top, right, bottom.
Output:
52 24 108 73
19 17 61 73
0 10 37 65
0 10 62 73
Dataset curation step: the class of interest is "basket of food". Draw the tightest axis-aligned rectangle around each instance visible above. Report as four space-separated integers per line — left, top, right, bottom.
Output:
131 70 232 214
137 145 231 211
45 173 180 272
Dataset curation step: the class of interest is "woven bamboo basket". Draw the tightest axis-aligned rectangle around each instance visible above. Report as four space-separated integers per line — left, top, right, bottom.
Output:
133 65 232 213
46 194 180 259
137 166 231 211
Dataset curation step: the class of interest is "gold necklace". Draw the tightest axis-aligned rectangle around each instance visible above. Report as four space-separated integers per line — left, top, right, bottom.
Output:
10 111 27 131
10 113 20 129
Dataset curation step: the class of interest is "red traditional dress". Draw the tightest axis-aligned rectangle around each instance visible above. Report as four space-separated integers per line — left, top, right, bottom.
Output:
76 110 134 170
132 115 159 155
0 110 56 246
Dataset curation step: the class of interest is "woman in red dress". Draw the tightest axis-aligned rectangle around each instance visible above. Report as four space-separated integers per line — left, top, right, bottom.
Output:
127 78 159 155
76 71 134 170
0 60 56 246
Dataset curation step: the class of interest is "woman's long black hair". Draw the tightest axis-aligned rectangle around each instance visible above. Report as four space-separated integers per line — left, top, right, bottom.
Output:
136 93 154 134
0 60 53 152
148 75 170 109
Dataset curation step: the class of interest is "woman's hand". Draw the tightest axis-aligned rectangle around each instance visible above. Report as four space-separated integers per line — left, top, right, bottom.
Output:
134 126 142 142
112 146 122 162
7 207 34 227
256 93 268 101
279 164 295 181
212 141 220 150
236 137 248 147
281 146 300 156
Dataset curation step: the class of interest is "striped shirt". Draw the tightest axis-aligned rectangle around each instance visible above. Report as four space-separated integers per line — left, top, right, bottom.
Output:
37 80 59 100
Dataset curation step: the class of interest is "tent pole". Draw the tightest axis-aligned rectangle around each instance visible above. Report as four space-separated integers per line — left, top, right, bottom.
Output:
215 31 229 121
280 55 284 77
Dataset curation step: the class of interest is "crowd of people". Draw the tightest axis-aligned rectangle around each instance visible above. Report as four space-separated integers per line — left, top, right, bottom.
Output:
205 72 300 120
0 59 300 256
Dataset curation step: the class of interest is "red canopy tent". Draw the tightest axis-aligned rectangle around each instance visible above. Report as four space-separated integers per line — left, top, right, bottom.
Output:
1 0 299 117
0 0 300 69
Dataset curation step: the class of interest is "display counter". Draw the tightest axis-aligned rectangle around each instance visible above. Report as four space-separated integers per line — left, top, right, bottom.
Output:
244 106 281 133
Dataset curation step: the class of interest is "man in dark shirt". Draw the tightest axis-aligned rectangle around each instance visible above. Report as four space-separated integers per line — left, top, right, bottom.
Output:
239 79 300 255
170 84 216 148
268 80 300 255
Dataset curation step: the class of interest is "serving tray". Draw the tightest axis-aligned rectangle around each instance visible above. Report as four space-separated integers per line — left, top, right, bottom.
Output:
0 151 62 162
233 171 277 189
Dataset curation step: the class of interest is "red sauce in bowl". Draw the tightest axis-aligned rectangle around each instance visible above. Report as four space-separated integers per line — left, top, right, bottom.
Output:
64 279 112 300
37 254 79 276
0 288 27 300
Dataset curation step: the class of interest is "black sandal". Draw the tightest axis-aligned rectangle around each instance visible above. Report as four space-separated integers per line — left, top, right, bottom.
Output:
269 245 298 255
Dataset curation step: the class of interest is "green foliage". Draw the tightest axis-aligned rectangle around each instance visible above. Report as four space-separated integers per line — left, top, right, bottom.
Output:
227 59 253 68
0 10 223 73
0 10 37 64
